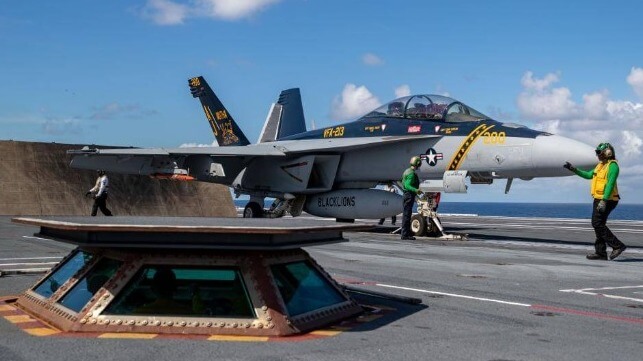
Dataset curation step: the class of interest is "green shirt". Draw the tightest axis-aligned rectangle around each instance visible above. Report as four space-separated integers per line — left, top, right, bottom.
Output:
402 167 420 193
573 162 619 200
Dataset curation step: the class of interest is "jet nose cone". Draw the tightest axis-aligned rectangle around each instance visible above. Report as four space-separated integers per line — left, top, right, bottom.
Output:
532 135 596 176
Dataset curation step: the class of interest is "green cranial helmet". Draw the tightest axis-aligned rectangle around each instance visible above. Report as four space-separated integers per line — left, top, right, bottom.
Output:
410 156 422 167
595 142 615 158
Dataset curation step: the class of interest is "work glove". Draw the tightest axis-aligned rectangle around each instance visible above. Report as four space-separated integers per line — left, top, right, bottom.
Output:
596 199 606 213
563 162 576 171
85 191 92 197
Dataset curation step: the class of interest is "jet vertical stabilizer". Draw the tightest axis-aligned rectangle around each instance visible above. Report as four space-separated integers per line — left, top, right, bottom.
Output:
258 103 283 143
276 88 306 139
258 88 306 143
189 76 250 146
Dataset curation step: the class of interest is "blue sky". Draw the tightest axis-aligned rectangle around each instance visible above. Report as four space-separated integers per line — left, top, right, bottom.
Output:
1 0 642 203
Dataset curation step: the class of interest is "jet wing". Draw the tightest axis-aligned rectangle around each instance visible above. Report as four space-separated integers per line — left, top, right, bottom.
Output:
271 134 440 153
68 134 441 182
70 134 440 158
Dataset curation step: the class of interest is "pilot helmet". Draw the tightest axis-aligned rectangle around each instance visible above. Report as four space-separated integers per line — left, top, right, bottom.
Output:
410 156 422 167
595 142 615 159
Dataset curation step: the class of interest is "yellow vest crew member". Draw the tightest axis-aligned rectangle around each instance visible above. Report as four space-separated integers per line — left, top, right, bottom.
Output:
401 156 423 240
564 143 626 260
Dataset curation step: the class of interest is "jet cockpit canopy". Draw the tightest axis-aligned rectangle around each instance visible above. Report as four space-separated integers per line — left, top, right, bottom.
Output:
363 95 489 123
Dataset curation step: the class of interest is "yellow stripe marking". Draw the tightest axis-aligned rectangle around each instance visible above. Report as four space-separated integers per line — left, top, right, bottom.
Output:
310 329 343 336
207 335 269 342
447 124 495 170
24 327 60 336
0 305 16 312
98 333 158 339
5 315 34 324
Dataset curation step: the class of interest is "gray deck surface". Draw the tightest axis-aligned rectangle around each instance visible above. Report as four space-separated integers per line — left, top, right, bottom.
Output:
1 215 642 361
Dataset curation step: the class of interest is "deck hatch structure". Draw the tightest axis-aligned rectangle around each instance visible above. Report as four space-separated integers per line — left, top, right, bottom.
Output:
12 216 371 336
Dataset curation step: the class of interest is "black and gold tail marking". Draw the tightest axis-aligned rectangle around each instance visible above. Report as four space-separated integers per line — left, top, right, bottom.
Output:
188 76 250 147
447 124 495 170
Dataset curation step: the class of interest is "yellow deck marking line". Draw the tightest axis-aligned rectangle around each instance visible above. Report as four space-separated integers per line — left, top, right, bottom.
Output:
207 335 270 342
98 333 158 339
4 315 34 324
0 304 16 312
447 124 495 170
309 329 343 336
23 327 60 336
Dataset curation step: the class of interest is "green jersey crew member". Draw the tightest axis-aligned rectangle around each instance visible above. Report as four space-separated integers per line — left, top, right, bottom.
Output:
401 156 423 240
564 143 626 260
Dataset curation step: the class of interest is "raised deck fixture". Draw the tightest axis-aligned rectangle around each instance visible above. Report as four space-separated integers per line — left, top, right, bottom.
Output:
11 217 372 336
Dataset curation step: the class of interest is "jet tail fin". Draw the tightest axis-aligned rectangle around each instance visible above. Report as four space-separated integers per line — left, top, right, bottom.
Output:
189 76 250 146
257 88 307 143
275 88 306 140
258 103 283 143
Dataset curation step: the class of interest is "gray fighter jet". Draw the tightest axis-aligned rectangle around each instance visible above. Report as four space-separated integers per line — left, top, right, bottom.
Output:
69 76 596 220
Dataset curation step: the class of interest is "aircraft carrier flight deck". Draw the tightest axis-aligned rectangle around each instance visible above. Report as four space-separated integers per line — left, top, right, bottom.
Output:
1 215 642 361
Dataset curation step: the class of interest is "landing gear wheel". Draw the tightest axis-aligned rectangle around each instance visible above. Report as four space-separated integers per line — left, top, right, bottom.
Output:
243 202 264 218
411 214 427 236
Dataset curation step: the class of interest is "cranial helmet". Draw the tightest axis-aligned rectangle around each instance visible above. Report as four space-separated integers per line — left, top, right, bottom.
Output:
595 142 615 159
97 169 106 176
410 156 422 167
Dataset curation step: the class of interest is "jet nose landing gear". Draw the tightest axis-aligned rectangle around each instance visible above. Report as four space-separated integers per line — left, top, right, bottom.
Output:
411 193 467 241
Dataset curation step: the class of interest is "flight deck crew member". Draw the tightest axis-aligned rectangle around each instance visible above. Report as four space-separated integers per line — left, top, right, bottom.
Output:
564 143 626 260
86 170 113 216
401 156 423 240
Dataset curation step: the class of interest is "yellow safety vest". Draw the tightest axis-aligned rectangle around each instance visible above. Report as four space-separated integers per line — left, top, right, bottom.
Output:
590 160 619 200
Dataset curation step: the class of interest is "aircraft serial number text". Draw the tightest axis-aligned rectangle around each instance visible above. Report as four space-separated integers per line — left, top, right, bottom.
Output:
323 126 345 138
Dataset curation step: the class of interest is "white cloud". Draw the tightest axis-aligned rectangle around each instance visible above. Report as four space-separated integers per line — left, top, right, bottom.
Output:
394 84 411 98
517 71 578 120
582 91 608 119
141 0 189 25
521 71 560 92
331 84 381 121
517 69 643 195
362 53 384 66
196 0 281 20
626 66 643 100
621 130 642 156
141 0 281 25
42 117 83 135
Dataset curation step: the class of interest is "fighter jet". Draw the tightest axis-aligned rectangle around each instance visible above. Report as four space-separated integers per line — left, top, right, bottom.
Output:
69 76 596 220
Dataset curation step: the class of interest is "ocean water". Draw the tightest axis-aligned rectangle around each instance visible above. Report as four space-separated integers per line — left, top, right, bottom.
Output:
234 200 643 221
437 202 643 221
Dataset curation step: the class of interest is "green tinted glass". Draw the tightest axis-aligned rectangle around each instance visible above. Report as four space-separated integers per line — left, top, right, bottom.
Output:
58 257 122 313
33 251 93 298
271 261 346 316
104 266 255 318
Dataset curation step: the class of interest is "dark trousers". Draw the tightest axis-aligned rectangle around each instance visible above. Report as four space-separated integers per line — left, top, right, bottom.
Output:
401 191 416 238
591 198 624 255
91 193 113 216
